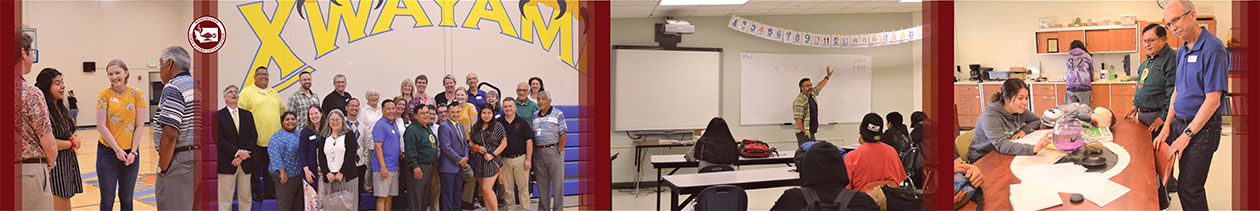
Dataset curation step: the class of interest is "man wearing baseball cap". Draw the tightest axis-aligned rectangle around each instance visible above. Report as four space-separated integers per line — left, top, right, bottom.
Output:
843 113 907 191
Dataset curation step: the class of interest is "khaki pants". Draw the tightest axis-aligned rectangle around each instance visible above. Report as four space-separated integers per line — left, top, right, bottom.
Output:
461 165 476 203
21 163 52 210
502 156 531 211
218 166 253 211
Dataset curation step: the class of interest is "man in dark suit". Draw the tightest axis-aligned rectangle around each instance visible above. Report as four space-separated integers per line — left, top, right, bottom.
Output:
217 85 260 210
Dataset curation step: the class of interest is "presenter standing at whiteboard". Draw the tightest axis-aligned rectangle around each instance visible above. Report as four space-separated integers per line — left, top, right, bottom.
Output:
793 67 834 146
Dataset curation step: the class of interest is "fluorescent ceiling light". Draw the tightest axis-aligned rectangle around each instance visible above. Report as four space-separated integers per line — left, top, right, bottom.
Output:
898 0 922 2
659 0 750 6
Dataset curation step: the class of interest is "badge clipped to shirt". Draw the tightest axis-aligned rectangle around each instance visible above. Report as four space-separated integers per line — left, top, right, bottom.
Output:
1188 55 1198 63
111 97 120 103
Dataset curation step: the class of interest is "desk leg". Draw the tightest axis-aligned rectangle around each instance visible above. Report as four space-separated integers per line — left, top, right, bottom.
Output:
656 168 662 210
670 187 680 211
634 147 642 195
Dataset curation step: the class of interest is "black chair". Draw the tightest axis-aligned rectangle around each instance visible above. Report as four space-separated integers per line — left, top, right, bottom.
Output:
693 185 748 211
698 165 734 173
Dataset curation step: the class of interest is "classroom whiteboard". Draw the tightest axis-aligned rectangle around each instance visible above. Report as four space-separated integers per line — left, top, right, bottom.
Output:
739 53 872 125
614 48 722 131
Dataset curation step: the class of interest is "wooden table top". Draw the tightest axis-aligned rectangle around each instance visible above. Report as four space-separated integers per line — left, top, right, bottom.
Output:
961 118 1158 210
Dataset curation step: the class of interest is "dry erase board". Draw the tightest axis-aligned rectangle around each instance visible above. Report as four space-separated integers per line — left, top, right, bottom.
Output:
739 52 872 125
614 47 722 131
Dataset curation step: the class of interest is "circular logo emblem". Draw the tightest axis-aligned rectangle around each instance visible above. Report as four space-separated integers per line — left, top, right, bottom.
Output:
188 16 226 54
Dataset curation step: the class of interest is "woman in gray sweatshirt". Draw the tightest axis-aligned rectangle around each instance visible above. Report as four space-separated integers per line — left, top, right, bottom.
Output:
968 78 1051 162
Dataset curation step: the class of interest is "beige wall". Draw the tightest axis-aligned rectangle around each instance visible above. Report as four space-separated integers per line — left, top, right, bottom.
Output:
955 0 1232 78
611 13 921 184
23 1 194 126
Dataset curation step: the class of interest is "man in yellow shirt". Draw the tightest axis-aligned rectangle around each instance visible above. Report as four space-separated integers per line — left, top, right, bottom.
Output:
238 66 285 200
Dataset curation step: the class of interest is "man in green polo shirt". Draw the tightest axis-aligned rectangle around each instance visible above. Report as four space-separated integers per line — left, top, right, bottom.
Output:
514 82 540 124
1127 23 1178 137
793 67 834 146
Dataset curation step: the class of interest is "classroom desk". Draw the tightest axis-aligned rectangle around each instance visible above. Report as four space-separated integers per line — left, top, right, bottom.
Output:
633 140 696 194
649 151 797 210
960 118 1158 210
662 167 800 211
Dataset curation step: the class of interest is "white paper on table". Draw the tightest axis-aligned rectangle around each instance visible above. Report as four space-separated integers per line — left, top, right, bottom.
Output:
1015 163 1086 181
1015 149 1068 167
1010 182 1063 211
1013 130 1053 145
1077 177 1130 206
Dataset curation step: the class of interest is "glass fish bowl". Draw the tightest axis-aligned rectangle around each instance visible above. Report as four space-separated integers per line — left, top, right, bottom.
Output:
1052 118 1086 151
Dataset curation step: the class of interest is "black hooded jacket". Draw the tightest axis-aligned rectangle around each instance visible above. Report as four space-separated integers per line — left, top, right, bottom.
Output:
771 141 880 210
692 118 739 165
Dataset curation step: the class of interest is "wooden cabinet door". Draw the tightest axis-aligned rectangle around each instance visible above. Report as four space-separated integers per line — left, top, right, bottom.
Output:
1112 28 1138 52
1085 30 1112 52
1059 31 1085 53
1036 32 1060 54
1090 84 1111 109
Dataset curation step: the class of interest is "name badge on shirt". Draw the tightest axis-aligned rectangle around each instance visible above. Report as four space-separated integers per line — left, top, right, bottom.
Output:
111 98 120 103
309 136 317 140
1188 55 1198 63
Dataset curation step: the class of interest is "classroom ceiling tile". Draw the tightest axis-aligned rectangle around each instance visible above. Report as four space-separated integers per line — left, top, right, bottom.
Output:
800 7 841 14
811 1 859 9
695 5 745 11
739 0 788 9
766 9 807 15
690 10 737 16
778 1 826 10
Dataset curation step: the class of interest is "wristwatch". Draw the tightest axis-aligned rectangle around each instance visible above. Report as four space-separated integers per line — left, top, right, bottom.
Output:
1183 128 1195 137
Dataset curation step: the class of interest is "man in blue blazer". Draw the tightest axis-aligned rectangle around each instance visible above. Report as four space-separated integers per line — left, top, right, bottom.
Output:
438 102 470 211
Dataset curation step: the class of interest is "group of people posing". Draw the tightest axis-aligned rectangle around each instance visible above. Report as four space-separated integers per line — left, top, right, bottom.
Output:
217 69 568 211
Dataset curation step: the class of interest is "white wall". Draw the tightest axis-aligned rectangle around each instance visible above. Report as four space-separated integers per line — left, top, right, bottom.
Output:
23 1 194 126
610 13 920 184
955 0 1233 78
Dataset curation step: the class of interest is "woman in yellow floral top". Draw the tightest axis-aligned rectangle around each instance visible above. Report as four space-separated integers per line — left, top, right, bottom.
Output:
95 59 146 210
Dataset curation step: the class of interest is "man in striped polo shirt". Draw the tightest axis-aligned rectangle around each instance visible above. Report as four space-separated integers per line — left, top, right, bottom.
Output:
154 46 200 210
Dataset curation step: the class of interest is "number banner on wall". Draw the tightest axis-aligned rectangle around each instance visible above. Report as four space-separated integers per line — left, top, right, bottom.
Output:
728 15 921 48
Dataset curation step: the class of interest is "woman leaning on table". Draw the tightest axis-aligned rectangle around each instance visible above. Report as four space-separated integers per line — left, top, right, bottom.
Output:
966 78 1052 162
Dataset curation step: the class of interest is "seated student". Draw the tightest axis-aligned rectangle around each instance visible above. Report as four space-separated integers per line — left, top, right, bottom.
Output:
843 113 907 191
968 78 1051 162
909 111 925 146
881 112 911 154
771 141 879 210
684 117 739 170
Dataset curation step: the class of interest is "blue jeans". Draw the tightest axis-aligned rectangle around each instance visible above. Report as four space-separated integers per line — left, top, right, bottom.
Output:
97 144 140 211
440 173 463 211
1165 114 1222 210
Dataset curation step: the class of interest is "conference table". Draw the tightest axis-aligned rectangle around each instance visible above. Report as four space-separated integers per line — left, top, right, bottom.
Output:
649 151 797 210
960 118 1158 210
662 167 800 211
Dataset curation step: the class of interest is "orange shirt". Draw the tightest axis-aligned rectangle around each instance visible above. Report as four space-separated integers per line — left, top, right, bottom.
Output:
843 141 907 190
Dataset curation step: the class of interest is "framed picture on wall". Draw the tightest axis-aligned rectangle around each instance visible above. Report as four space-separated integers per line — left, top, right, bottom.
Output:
1047 38 1059 53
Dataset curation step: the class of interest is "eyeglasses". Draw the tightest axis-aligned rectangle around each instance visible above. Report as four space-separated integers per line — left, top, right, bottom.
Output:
1141 38 1163 44
1164 10 1193 29
516 89 529 92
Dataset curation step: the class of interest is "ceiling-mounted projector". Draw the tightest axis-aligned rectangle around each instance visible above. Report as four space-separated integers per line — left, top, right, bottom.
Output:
663 19 694 35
